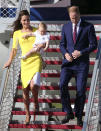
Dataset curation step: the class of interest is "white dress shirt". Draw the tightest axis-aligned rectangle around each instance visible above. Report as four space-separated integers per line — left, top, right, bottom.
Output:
72 19 81 35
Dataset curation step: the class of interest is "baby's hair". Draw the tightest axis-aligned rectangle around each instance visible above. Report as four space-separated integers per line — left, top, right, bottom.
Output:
38 22 47 30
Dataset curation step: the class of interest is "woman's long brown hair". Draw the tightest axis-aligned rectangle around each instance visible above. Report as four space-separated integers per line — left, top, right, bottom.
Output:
12 10 30 34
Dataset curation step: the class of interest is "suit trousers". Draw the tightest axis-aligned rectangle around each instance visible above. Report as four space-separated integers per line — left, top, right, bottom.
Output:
59 65 89 118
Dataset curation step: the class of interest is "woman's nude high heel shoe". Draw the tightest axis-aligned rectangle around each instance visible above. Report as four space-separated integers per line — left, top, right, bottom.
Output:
24 115 31 125
34 104 39 121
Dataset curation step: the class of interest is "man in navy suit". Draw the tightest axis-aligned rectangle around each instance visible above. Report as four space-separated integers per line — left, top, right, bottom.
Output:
60 6 97 126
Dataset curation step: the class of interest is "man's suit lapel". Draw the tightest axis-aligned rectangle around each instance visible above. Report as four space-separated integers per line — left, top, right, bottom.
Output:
76 21 83 44
68 21 83 45
66 21 83 46
68 22 74 45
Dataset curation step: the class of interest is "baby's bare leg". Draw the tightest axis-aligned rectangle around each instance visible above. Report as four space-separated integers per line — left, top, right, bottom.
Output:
25 48 37 58
20 48 37 59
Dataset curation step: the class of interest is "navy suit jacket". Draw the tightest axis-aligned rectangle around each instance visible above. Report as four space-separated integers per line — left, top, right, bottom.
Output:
60 19 97 69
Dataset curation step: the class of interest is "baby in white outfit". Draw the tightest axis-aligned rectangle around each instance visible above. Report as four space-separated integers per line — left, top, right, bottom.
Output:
33 29 50 55
20 22 50 68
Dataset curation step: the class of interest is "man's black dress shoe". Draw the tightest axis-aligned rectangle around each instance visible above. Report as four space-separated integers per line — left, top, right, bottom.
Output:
61 113 74 124
77 118 83 127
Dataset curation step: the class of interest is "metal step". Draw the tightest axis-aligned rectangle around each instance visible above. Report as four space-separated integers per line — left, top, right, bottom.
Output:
17 85 90 91
40 72 92 78
11 110 85 116
9 123 82 129
14 97 88 103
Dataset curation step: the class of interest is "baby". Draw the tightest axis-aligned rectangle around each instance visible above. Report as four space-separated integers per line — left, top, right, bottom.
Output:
20 22 50 68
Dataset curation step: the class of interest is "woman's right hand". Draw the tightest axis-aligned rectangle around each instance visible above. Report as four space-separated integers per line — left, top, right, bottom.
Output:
22 34 28 39
3 60 11 68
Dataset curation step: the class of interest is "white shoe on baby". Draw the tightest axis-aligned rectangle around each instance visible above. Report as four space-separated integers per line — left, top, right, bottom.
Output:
18 55 26 60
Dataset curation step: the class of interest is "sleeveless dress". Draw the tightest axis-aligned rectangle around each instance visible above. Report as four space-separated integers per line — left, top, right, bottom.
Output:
12 28 42 88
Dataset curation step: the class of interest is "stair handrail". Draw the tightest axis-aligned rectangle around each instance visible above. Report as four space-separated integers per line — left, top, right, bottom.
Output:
0 39 12 105
0 39 21 131
82 38 101 131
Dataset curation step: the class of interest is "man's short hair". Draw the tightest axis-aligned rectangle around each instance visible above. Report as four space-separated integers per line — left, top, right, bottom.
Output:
67 6 80 14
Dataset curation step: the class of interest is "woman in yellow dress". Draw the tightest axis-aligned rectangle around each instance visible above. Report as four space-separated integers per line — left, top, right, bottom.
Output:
4 10 44 124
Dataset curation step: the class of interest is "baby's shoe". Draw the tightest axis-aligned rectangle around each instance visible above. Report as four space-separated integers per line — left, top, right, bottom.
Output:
19 55 26 60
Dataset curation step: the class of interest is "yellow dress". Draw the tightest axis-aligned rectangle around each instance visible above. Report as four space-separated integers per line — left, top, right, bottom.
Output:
12 28 42 88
